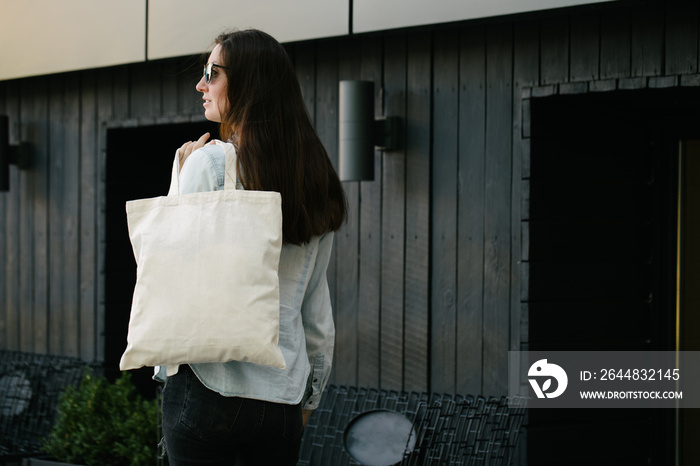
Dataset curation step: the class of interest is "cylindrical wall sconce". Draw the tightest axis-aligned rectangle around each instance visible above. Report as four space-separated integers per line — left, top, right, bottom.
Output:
0 115 11 191
0 115 31 192
339 80 375 181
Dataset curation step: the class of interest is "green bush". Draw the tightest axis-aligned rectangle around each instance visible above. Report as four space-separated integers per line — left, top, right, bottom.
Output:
43 370 159 466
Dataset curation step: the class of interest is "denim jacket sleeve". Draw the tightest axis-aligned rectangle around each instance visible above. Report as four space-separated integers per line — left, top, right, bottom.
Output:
178 144 226 194
300 232 336 410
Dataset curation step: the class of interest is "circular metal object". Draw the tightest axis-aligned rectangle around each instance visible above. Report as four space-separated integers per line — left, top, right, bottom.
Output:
343 409 417 466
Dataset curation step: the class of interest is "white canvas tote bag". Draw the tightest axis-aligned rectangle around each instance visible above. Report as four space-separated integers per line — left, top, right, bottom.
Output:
119 140 286 371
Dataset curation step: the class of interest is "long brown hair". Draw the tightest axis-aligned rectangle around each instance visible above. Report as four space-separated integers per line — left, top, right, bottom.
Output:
213 29 347 245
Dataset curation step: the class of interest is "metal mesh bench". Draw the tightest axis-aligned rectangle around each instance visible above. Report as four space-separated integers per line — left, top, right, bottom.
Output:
298 385 526 466
0 350 98 462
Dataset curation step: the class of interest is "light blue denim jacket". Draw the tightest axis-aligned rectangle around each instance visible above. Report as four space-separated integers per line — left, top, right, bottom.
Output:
154 143 335 410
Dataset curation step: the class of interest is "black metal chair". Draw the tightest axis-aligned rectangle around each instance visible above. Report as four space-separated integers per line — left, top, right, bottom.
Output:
0 350 97 463
298 385 526 466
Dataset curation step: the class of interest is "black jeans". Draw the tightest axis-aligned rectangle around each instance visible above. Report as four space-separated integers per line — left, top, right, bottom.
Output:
162 364 303 466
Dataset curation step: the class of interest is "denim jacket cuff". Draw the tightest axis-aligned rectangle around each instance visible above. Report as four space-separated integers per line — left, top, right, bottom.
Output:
302 354 327 409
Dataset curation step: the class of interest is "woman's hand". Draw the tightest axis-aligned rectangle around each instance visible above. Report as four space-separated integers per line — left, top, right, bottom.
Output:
178 132 211 170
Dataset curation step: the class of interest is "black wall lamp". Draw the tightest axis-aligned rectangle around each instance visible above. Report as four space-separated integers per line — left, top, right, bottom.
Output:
338 80 399 181
0 115 31 192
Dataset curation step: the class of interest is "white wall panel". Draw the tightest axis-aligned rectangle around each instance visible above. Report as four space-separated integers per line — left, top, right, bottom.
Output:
147 0 348 60
0 0 146 81
0 0 618 80
354 0 616 34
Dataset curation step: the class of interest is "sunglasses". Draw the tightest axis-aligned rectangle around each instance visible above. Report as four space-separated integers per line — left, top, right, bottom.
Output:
203 62 227 84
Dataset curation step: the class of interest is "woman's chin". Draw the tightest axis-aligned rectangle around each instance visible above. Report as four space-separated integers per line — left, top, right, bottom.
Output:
203 110 221 123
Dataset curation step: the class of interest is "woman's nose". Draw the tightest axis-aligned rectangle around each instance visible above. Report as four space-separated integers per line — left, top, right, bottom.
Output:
196 76 207 92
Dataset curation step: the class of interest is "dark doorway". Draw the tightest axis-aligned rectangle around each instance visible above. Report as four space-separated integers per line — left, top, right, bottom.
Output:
678 140 700 465
104 120 219 396
526 87 700 465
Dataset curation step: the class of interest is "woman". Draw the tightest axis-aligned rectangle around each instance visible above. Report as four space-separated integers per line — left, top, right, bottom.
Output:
159 29 347 465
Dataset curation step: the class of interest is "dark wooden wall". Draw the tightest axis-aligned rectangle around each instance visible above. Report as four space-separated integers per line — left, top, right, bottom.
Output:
0 57 210 362
1 0 699 409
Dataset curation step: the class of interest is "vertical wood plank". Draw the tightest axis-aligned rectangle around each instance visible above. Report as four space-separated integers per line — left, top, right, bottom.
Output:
358 36 382 389
19 79 34 352
0 83 7 347
513 20 540 354
161 59 180 117
665 2 699 76
631 2 663 77
35 76 50 355
295 43 317 124
540 15 569 85
46 74 81 356
570 10 600 82
314 46 338 288
63 75 81 357
0 86 4 346
48 75 66 354
511 22 539 464
403 32 431 394
483 23 513 396
314 40 340 385
600 6 631 79
80 70 98 361
3 81 20 351
334 38 361 386
457 25 486 396
131 62 160 118
22 77 50 353
95 67 115 361
431 29 459 395
96 68 114 123
380 34 406 391
112 66 130 120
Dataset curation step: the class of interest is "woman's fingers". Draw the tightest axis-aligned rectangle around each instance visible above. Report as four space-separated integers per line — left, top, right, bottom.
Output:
194 132 211 150
178 142 192 170
178 133 211 170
